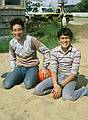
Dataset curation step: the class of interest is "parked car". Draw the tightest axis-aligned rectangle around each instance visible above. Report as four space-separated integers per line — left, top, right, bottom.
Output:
25 6 73 23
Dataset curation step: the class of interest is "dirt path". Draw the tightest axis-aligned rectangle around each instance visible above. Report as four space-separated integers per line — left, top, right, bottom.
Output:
70 17 88 25
74 37 88 76
69 18 88 77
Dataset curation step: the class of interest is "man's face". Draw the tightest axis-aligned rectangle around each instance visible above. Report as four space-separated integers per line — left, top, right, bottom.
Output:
12 24 23 41
59 35 71 51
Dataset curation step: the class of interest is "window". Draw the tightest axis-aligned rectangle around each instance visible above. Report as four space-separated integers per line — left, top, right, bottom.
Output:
5 0 21 5
42 8 54 12
0 0 25 8
56 9 60 13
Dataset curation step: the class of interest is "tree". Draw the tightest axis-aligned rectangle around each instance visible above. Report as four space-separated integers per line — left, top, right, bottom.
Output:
25 0 32 11
69 0 88 12
78 0 88 12
26 0 43 11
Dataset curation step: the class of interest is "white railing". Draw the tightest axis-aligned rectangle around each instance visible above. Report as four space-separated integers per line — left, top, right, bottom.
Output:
72 12 88 17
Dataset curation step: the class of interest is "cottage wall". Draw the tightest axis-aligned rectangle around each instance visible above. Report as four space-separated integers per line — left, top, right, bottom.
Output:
0 0 26 36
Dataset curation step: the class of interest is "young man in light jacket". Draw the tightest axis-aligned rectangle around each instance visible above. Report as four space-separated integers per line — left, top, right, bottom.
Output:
3 18 50 89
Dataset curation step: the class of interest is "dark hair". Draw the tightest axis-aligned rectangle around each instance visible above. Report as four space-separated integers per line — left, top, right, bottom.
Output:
57 28 73 39
10 18 24 30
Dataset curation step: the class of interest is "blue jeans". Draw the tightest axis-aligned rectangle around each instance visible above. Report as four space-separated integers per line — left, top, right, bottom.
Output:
3 66 39 89
35 74 88 101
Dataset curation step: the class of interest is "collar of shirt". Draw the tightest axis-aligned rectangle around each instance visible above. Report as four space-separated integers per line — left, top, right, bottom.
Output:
59 45 73 54
13 34 26 45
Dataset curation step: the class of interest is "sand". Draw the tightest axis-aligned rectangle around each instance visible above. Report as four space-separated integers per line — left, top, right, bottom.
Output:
0 18 88 120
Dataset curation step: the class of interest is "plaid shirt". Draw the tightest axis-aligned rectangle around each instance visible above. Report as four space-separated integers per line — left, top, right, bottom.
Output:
9 35 50 70
50 45 81 76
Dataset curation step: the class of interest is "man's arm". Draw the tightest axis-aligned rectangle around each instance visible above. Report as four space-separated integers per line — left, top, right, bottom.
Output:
32 37 50 68
9 43 16 71
61 73 76 87
61 49 81 87
51 71 62 99
50 49 62 99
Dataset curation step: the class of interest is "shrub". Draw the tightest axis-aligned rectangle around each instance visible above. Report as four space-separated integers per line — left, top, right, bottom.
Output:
0 36 12 53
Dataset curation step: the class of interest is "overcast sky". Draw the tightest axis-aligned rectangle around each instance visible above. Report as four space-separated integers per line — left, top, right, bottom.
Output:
43 0 81 6
67 0 80 4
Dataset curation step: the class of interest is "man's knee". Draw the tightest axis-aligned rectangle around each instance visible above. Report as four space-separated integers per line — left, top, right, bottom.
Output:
34 85 44 95
3 81 13 89
62 92 75 101
25 84 33 89
24 81 37 89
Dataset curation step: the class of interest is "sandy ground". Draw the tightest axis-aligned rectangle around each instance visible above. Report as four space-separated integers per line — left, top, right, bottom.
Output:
0 18 88 120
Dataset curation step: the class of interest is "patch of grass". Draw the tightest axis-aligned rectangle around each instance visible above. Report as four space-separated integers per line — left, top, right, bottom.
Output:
68 23 88 41
31 20 60 49
0 36 12 53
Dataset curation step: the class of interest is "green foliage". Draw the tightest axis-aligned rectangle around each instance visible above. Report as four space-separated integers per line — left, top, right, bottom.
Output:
78 0 88 12
0 36 12 53
69 0 88 12
26 0 42 12
68 5 80 12
31 19 60 49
